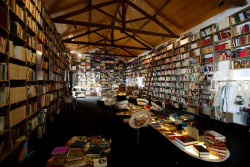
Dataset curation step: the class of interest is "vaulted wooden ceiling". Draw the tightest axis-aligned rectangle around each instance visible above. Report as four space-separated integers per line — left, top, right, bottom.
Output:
41 0 246 61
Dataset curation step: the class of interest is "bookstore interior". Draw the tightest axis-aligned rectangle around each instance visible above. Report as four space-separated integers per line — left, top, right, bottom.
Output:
1 0 250 166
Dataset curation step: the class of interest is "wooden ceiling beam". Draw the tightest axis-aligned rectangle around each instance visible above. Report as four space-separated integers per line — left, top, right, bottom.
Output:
87 0 91 44
52 0 119 20
116 0 169 51
63 28 104 42
122 0 127 31
94 32 137 56
128 1 178 38
53 19 176 37
113 35 130 42
72 52 136 57
70 39 105 52
64 41 149 50
123 31 151 49
126 16 148 24
96 8 122 23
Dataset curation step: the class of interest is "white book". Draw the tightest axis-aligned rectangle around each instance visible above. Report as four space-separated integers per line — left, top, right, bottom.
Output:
9 41 14 57
14 46 26 61
239 13 245 21
0 116 4 131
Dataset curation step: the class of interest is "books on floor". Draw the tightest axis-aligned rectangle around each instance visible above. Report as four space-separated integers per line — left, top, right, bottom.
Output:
66 148 84 165
52 147 68 155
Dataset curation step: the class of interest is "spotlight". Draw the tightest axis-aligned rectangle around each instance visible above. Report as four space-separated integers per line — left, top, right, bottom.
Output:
78 54 81 58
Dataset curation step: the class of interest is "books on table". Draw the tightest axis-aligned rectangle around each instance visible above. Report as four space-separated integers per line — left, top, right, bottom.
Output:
203 130 227 159
204 130 226 140
174 136 198 150
193 144 209 158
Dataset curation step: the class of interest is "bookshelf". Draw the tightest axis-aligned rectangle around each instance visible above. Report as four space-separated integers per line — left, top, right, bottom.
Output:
126 5 250 127
74 54 125 96
0 0 71 164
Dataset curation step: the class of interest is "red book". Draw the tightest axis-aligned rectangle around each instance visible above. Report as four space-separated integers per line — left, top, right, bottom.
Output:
240 49 246 57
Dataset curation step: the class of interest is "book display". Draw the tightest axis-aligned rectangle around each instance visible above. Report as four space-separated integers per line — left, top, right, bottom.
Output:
47 135 111 166
126 6 250 127
150 113 230 162
0 0 71 164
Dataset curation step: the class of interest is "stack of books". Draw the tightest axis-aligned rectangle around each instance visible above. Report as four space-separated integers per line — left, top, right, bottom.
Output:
174 135 198 149
47 147 68 166
66 148 84 165
203 130 227 159
193 144 209 158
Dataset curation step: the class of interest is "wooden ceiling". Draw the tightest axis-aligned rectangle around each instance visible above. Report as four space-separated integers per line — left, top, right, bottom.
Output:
41 0 247 61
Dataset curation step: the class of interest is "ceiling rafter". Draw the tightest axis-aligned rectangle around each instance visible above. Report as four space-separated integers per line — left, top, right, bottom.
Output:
96 8 122 23
72 52 135 57
94 31 137 56
113 35 130 42
126 16 148 24
52 0 119 20
64 41 150 50
70 39 106 52
109 2 122 44
127 1 178 38
115 0 170 53
53 19 176 37
63 27 104 42
123 31 151 49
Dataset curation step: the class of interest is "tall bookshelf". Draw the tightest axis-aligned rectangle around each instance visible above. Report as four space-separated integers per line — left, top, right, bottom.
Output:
74 54 125 95
125 5 250 126
0 0 71 164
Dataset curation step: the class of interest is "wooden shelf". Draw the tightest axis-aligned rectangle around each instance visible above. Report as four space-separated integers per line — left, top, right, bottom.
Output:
231 18 250 27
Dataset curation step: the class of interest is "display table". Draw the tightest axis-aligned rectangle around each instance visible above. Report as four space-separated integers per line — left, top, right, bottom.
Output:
46 136 111 167
115 104 230 163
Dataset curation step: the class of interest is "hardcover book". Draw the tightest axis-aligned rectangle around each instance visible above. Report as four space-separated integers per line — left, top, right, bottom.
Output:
193 144 209 155
175 136 198 146
204 130 226 140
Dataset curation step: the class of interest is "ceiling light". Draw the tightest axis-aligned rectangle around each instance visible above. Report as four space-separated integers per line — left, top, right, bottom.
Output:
78 54 82 57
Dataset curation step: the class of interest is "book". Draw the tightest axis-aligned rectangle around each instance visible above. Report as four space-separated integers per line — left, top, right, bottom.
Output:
175 136 198 146
0 116 4 131
52 147 68 155
0 36 7 53
204 130 226 140
174 140 193 149
193 144 209 157
203 138 225 146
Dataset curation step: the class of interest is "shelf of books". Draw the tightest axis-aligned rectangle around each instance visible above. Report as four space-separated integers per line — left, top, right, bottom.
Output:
74 54 125 96
0 0 71 164
125 6 250 128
